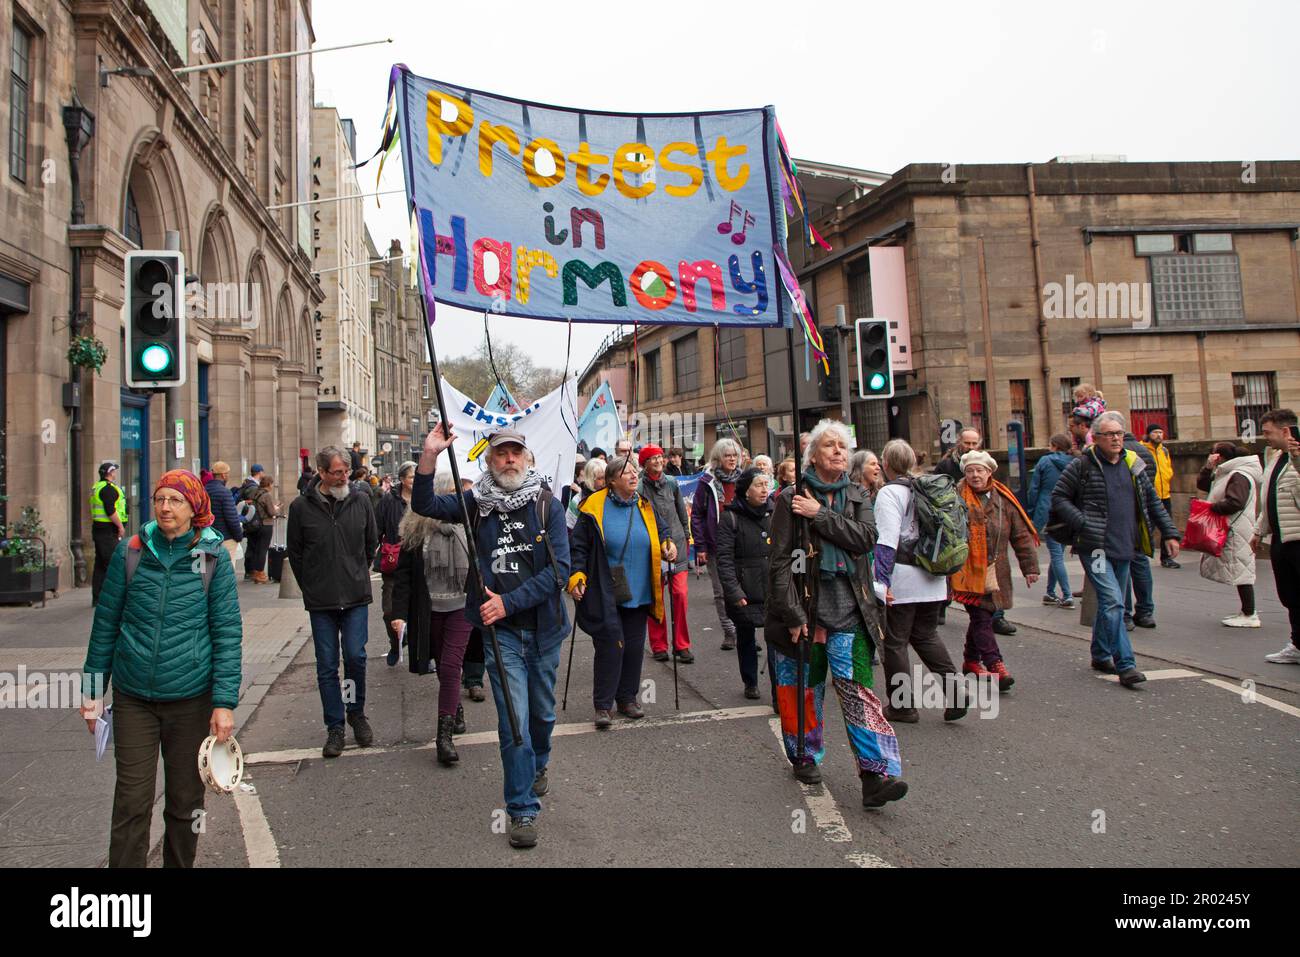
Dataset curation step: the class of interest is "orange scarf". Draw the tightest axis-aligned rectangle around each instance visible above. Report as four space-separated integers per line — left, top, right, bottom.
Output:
950 480 1039 599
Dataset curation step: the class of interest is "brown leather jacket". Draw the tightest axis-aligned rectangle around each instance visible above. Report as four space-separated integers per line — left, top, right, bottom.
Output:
954 481 1040 611
764 481 883 657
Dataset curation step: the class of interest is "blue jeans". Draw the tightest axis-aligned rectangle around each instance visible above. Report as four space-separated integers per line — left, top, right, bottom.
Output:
1045 539 1072 598
309 605 369 730
483 624 564 819
1124 553 1154 619
1086 557 1136 672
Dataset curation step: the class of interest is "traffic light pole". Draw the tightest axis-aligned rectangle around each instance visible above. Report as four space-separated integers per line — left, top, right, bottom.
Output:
163 231 183 474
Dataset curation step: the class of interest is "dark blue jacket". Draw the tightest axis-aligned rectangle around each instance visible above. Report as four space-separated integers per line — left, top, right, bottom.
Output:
411 471 570 641
1026 451 1073 531
204 477 244 542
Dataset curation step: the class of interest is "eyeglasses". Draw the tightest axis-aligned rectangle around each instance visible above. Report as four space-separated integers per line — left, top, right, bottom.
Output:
1094 430 1125 439
152 495 188 508
323 468 349 477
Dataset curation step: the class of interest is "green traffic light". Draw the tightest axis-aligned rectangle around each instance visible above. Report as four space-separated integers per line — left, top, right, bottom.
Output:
869 372 887 391
141 343 172 375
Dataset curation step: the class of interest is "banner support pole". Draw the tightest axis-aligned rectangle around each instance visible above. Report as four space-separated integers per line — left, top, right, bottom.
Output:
416 294 523 747
785 325 809 765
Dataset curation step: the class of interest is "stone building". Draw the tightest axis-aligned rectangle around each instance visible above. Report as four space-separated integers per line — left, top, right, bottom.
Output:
1 0 324 588
580 159 1300 470
371 237 427 470
311 105 373 457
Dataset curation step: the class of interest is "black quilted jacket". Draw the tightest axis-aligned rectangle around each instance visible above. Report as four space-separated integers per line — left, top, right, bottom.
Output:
1049 446 1180 557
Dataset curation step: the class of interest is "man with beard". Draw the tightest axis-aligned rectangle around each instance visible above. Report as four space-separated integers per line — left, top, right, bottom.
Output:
287 446 380 758
413 426 570 850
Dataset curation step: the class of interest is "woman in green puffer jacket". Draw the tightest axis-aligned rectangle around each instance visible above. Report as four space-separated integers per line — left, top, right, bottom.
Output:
80 469 243 868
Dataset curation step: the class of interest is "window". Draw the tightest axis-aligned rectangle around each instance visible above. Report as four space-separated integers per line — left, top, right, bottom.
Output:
124 187 142 247
369 276 379 302
643 348 661 401
1232 372 1277 436
718 328 747 383
1009 380 1033 447
848 258 872 319
1128 375 1176 439
1139 232 1244 326
421 374 430 400
1060 377 1080 427
674 333 699 393
969 382 987 442
9 23 31 183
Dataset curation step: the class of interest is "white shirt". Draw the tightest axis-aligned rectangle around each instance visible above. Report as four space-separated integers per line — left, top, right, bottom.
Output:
873 483 949 604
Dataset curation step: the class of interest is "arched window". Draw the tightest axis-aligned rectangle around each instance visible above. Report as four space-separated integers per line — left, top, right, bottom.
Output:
124 187 142 246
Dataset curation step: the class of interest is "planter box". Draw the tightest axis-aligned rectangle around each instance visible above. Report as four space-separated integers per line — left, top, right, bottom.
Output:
0 556 59 604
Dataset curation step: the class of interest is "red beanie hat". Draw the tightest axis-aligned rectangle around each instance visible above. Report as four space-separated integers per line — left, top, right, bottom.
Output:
154 469 214 529
638 444 664 467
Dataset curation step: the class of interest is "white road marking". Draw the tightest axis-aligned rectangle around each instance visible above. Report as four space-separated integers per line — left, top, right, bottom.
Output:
767 718 892 868
1201 678 1300 718
244 704 775 766
232 784 281 868
1094 668 1202 683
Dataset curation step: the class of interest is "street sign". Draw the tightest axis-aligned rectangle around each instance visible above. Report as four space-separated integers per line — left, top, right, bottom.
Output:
174 418 185 459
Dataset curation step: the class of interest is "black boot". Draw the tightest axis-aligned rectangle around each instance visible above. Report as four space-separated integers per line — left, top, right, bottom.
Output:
453 703 467 735
436 715 459 765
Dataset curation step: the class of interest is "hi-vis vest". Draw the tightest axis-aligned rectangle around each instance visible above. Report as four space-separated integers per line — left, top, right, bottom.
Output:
90 480 127 524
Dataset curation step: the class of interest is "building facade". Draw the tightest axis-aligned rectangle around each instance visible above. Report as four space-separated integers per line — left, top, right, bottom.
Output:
1 0 324 588
310 105 373 457
371 237 426 471
580 159 1300 470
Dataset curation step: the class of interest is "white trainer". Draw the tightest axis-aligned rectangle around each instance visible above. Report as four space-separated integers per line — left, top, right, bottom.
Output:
1264 643 1300 664
1222 613 1261 628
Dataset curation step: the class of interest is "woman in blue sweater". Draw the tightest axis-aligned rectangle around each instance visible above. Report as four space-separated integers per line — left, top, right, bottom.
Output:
1027 434 1076 607
568 455 670 730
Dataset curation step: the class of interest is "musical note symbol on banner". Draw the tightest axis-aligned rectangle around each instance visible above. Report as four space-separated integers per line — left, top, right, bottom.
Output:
717 200 755 245
731 210 756 245
716 200 742 236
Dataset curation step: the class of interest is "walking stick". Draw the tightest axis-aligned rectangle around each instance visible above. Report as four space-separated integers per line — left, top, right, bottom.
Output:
665 562 679 710
561 612 579 711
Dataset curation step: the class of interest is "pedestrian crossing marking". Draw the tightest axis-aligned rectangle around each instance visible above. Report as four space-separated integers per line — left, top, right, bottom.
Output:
1201 678 1300 718
1093 668 1202 683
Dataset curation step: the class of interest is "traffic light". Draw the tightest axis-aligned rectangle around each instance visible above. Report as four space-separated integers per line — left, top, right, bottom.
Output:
855 318 894 399
124 250 186 387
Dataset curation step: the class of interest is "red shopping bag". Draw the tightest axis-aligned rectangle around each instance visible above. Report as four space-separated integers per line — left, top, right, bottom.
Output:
1183 498 1228 557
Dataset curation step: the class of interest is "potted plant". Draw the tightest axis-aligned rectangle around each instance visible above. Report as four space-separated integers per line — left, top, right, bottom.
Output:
0 505 60 603
67 335 109 375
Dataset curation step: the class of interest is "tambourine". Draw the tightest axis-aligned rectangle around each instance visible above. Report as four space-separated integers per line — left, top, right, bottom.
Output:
197 734 244 794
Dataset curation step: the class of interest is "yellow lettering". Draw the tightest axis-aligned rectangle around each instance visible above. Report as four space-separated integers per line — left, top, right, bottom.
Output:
568 142 610 197
515 246 558 305
522 138 566 188
425 91 474 165
659 142 703 198
613 142 655 199
706 136 749 192
477 122 520 177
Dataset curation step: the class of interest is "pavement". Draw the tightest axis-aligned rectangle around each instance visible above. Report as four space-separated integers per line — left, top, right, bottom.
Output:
2 552 1297 868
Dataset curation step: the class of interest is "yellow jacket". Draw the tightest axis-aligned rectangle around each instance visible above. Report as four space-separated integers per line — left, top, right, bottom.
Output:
1141 441 1173 499
567 488 664 623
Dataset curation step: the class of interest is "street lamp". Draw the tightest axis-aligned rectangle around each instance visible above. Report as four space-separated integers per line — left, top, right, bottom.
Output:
62 95 96 588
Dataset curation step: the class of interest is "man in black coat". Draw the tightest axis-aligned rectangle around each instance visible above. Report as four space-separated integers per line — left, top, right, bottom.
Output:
1050 411 1181 688
287 445 380 758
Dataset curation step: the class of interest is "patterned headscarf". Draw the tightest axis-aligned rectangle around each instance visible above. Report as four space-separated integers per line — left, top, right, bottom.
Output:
154 469 214 529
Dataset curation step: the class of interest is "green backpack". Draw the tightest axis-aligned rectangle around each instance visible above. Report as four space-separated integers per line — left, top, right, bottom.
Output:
891 474 969 576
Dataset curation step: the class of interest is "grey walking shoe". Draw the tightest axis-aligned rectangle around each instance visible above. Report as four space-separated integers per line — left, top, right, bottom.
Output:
508 816 538 848
346 711 374 747
533 766 549 796
322 727 345 758
594 709 613 730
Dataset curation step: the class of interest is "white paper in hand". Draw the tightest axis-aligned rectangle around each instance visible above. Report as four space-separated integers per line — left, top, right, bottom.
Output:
94 705 113 761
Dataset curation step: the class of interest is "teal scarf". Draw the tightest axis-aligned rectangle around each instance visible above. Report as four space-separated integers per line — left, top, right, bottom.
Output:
801 469 851 576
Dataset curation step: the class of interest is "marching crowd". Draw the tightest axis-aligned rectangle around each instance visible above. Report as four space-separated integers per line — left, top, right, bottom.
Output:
76 396 1300 861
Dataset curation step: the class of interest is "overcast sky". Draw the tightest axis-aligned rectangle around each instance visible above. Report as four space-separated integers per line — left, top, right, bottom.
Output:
311 0 1299 388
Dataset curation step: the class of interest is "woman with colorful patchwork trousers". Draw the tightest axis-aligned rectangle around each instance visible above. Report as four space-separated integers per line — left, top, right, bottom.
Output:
952 451 1041 691
765 419 908 809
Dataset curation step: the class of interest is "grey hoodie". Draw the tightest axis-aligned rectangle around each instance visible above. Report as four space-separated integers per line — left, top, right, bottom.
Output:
638 470 690 572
